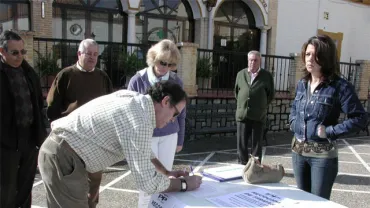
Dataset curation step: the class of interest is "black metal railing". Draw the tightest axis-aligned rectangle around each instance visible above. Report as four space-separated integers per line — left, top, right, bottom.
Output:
196 49 294 96
33 37 150 91
339 61 361 92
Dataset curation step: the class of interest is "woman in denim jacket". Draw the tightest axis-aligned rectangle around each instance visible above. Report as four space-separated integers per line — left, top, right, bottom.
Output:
289 35 368 200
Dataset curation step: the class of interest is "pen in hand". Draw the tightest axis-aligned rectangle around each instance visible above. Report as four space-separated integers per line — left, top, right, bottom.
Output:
190 165 194 176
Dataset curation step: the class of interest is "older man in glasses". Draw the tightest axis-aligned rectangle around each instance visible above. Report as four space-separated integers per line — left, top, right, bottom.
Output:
46 38 113 207
0 30 47 207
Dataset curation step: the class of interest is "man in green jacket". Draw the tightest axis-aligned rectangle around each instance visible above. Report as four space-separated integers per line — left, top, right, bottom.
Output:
235 50 275 164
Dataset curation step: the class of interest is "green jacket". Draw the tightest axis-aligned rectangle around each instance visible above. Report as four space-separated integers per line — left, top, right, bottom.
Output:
235 68 275 122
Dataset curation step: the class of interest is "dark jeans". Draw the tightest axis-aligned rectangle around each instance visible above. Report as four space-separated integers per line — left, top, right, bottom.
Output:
1 146 38 208
292 152 338 200
237 119 264 165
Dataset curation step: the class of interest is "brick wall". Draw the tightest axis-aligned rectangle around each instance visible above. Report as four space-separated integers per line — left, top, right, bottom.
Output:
31 0 53 38
356 60 370 100
177 42 198 97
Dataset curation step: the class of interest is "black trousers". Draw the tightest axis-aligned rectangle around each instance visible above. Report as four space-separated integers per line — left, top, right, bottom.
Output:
237 119 265 165
1 146 38 208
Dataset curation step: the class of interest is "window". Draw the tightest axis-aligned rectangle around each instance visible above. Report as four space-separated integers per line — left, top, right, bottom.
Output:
0 0 30 34
137 0 194 44
53 0 127 42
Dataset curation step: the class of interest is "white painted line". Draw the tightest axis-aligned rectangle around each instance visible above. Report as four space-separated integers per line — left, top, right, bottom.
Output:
268 155 292 159
105 167 126 171
31 206 46 208
175 151 214 157
193 152 215 173
331 188 370 194
105 187 139 193
215 151 237 155
265 146 291 150
344 144 370 148
33 180 43 187
218 149 237 152
338 152 370 155
339 136 370 141
266 155 362 164
174 158 236 165
265 143 291 147
284 168 370 177
99 171 131 193
343 139 370 173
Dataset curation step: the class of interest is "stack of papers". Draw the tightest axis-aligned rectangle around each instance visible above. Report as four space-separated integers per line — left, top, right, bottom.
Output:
202 165 244 182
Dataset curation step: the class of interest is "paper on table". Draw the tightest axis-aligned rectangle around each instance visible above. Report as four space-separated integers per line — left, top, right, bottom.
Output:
202 165 244 182
149 193 188 208
188 181 224 198
207 187 300 207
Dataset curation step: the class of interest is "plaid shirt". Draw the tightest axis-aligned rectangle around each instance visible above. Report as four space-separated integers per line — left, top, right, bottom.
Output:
50 90 170 194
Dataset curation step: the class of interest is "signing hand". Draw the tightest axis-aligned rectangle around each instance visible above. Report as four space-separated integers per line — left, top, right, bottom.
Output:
184 175 203 191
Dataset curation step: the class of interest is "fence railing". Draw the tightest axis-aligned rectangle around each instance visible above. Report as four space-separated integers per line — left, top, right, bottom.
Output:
33 38 362 98
196 49 294 96
339 61 361 92
33 37 150 90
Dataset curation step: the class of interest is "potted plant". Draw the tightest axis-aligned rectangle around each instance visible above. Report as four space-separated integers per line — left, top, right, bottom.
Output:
118 50 146 87
196 56 215 89
34 50 61 88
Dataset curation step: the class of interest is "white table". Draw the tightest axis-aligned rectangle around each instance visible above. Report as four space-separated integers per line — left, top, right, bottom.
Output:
149 178 347 208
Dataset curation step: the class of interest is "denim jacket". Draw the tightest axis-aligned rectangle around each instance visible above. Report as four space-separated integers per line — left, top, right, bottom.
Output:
289 76 368 142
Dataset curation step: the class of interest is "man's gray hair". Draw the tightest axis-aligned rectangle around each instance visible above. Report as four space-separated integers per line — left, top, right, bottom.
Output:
248 50 261 58
78 39 98 53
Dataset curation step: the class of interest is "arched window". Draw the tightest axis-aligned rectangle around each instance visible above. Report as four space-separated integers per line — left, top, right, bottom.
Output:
0 0 30 34
136 0 194 44
214 0 259 52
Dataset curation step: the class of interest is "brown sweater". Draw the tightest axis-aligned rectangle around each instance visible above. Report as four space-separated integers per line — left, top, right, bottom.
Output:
46 65 113 121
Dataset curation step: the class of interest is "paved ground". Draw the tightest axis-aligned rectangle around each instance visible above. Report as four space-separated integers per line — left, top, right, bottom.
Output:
31 131 370 208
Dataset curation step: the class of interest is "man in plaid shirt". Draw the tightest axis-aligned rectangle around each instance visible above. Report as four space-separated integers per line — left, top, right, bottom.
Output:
38 80 202 207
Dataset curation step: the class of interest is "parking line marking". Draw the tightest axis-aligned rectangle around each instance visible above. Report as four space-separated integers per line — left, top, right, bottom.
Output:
105 187 139 193
193 152 215 173
105 167 126 171
266 155 362 164
33 180 43 187
176 151 215 157
284 168 370 177
99 171 131 193
343 139 370 173
340 136 370 141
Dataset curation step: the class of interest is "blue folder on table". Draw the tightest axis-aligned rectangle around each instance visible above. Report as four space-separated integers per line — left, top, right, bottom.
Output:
201 165 244 182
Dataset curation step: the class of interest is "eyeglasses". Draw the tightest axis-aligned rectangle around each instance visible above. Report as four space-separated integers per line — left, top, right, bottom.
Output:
82 52 99 57
172 104 180 118
159 61 176 68
8 49 27 56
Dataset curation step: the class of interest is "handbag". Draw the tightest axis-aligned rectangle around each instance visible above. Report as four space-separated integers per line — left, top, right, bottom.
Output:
242 155 285 184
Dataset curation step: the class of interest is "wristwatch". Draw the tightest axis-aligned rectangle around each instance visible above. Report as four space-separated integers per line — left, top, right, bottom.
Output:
180 178 187 192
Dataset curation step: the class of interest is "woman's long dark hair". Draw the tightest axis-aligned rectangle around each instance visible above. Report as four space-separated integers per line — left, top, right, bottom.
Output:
301 35 340 80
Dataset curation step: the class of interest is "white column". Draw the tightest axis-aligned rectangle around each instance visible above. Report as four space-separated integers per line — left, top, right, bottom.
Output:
127 10 137 44
259 26 270 69
207 9 214 49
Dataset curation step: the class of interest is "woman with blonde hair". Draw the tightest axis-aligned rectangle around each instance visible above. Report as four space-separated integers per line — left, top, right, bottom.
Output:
127 39 186 207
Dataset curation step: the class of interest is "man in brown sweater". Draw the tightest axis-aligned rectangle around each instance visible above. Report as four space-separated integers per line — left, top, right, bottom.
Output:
46 38 113 207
